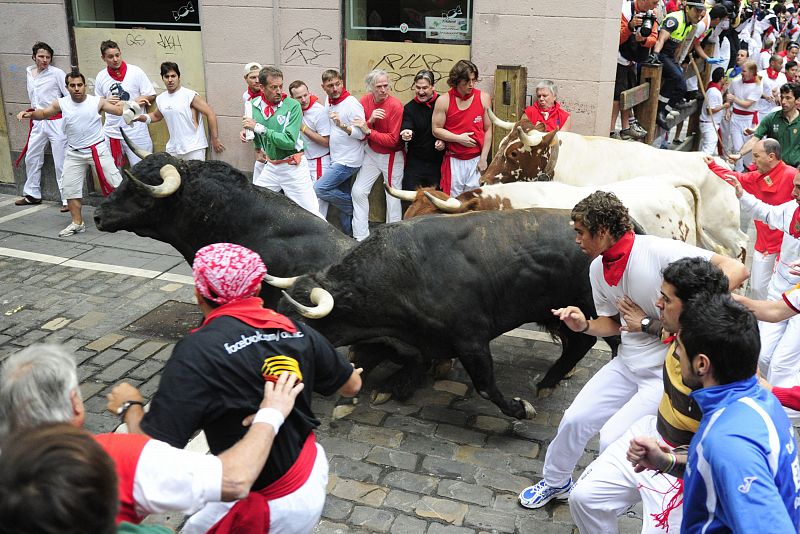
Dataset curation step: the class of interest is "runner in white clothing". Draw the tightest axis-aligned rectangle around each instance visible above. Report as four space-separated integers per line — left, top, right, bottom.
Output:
94 40 155 168
517 191 748 510
18 70 124 238
130 61 224 161
727 61 763 171
699 67 729 155
289 80 331 216
240 62 266 180
15 42 68 209
757 54 787 122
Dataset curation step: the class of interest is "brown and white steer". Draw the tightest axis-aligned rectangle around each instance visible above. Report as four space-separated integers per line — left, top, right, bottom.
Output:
480 112 747 258
390 178 709 246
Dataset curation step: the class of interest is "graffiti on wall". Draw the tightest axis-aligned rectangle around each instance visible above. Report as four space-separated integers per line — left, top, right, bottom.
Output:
283 29 332 65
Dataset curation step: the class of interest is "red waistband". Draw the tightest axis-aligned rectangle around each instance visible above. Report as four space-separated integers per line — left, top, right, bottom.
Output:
268 152 304 165
732 107 757 116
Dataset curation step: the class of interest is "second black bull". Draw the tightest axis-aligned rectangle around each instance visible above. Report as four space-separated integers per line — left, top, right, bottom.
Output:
277 207 603 419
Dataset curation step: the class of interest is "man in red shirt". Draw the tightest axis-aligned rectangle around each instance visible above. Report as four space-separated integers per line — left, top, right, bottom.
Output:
432 59 492 197
705 138 796 299
351 69 404 241
524 80 571 132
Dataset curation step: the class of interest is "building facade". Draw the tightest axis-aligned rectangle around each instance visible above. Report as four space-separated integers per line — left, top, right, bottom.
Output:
0 0 621 197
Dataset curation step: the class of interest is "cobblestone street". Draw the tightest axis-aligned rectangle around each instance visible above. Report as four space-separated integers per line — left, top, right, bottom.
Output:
0 194 644 533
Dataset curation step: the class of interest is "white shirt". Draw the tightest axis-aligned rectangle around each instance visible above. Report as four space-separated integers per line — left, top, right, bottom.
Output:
95 63 155 140
302 101 331 160
26 65 67 109
757 69 787 114
156 87 208 155
59 94 105 150
729 78 764 114
590 235 713 371
741 192 800 297
700 85 724 124
783 284 800 313
326 95 365 167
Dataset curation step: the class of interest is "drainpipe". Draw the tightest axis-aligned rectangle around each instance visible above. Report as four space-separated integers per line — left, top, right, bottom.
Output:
273 0 281 67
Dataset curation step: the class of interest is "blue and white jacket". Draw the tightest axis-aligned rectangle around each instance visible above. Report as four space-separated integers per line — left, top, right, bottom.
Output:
683 376 800 533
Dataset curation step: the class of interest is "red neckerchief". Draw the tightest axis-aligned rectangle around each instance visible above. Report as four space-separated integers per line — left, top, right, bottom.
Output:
414 91 438 109
107 61 127 82
790 206 800 238
663 334 676 345
766 67 781 80
329 89 351 106
196 296 297 332
743 77 757 84
601 231 635 286
301 94 319 112
261 93 287 118
246 86 262 101
761 48 771 53
449 87 474 101
707 81 722 92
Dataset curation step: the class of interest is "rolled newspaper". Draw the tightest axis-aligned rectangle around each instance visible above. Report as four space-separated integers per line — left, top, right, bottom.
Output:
244 101 255 141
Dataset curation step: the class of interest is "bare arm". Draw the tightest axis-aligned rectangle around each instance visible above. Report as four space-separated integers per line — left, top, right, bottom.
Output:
337 365 363 397
17 99 61 121
100 97 124 116
218 372 303 500
432 95 478 147
136 109 164 124
710 253 750 290
303 125 330 148
733 293 797 323
652 28 671 54
479 92 493 171
192 94 225 153
551 306 623 337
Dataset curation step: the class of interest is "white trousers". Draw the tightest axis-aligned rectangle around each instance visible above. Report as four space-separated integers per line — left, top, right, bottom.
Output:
698 121 719 155
449 155 481 198
182 442 329 534
729 114 755 171
61 144 122 199
760 313 800 424
22 118 67 201
543 356 663 488
253 160 265 182
307 154 331 216
749 250 777 300
569 415 684 534
352 147 404 241
255 156 324 219
172 148 206 161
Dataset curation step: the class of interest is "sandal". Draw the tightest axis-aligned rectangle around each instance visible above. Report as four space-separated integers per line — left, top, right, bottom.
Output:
15 195 42 206
60 206 70 213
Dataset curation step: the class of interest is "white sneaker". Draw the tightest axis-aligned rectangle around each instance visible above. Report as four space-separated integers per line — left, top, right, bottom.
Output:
59 222 86 237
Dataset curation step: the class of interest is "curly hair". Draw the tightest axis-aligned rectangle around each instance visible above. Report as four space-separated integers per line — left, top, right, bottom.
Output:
570 191 632 239
662 257 729 302
447 60 479 88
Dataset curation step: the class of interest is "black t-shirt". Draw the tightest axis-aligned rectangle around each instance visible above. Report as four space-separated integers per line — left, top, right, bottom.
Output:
140 316 353 488
401 94 444 178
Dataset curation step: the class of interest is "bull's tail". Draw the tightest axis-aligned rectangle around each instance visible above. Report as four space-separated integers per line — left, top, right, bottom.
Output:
674 180 716 251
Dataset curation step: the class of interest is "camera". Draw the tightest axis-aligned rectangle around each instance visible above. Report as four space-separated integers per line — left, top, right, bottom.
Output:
640 10 657 38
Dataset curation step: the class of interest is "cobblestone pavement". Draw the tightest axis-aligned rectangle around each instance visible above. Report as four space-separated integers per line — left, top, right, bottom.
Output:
0 195 644 533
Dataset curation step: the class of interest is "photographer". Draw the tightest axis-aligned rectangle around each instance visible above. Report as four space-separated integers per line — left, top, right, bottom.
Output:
612 0 660 140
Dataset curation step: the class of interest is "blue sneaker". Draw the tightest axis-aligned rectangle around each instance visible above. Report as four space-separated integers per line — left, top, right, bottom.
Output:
518 478 573 509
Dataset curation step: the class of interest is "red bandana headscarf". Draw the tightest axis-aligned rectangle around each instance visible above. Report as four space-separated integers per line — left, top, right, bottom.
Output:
107 61 127 82
329 89 351 106
193 243 296 332
601 231 636 286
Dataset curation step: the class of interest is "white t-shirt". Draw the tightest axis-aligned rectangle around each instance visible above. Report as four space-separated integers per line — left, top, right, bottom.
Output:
700 85 724 124
302 101 331 160
131 439 222 519
590 234 713 371
757 70 787 114
27 65 67 109
59 94 105 150
729 78 764 115
326 95 365 167
156 86 208 155
94 63 155 140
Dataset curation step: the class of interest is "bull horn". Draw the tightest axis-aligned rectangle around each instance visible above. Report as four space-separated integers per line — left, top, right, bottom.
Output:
487 108 516 131
516 125 544 147
281 287 334 319
423 191 463 213
383 182 417 202
124 164 182 198
120 127 152 159
264 273 299 289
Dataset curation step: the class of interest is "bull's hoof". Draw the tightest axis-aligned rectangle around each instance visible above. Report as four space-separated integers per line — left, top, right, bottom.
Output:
514 397 537 419
433 358 455 379
371 390 392 405
332 404 356 419
563 367 577 380
536 386 555 399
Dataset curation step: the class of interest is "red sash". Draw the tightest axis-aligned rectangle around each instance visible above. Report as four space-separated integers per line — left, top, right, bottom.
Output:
89 142 117 196
108 138 128 168
601 231 635 286
15 110 64 167
732 106 759 125
440 153 454 196
93 433 151 524
206 433 318 534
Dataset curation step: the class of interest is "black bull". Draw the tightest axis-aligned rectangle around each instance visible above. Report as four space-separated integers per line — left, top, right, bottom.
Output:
93 153 354 308
279 207 603 419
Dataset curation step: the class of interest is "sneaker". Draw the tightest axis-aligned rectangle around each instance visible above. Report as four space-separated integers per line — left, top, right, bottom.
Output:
15 195 41 206
610 131 622 140
627 122 648 139
58 222 86 237
518 478 573 509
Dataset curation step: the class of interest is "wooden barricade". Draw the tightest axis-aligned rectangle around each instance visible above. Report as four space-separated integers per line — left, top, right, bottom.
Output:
492 65 527 156
629 63 662 145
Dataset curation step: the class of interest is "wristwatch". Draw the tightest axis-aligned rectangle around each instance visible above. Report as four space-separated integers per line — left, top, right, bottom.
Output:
640 316 653 334
116 400 145 421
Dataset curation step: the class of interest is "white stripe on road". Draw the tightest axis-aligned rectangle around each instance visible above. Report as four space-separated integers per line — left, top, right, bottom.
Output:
0 198 20 208
0 204 48 224
0 246 191 285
